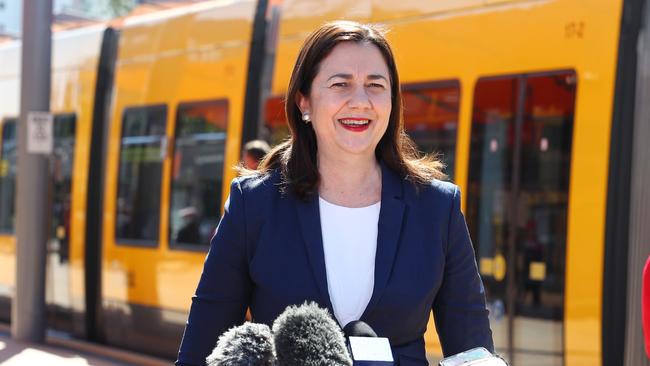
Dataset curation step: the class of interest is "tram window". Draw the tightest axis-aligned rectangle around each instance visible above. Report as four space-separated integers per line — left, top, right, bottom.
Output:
50 114 76 262
264 96 289 146
0 118 17 233
0 116 76 236
169 100 227 249
115 105 167 245
402 81 460 178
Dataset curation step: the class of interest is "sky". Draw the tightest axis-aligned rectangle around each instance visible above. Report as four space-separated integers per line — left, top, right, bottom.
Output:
0 0 135 37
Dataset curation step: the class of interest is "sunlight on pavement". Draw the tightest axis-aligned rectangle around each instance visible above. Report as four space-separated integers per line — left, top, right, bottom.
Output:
1 348 93 366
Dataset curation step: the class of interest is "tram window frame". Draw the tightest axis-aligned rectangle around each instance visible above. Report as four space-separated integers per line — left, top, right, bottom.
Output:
0 117 17 234
115 104 168 248
401 80 461 179
168 99 228 252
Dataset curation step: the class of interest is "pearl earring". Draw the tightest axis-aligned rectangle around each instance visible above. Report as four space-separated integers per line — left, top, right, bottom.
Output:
302 112 311 123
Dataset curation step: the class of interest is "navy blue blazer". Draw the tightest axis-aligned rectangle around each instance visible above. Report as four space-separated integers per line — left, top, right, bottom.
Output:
176 164 493 366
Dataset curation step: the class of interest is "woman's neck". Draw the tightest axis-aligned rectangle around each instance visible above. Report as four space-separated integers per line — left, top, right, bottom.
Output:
317 152 382 208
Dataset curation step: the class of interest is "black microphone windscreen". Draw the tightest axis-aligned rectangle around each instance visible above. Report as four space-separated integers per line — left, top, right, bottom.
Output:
343 321 378 338
272 302 353 366
206 322 276 366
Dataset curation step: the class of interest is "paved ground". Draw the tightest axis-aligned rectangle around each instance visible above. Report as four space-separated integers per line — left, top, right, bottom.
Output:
0 330 173 366
0 334 130 365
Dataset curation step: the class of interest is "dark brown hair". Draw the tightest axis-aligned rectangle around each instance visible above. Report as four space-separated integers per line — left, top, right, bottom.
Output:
251 20 445 199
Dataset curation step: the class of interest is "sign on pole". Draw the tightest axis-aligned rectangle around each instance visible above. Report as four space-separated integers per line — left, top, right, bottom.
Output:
27 111 53 154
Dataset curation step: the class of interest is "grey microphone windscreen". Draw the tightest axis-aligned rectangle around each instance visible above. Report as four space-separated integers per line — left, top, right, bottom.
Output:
206 322 276 366
272 302 352 366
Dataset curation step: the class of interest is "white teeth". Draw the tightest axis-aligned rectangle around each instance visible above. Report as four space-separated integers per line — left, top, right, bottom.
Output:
339 119 370 126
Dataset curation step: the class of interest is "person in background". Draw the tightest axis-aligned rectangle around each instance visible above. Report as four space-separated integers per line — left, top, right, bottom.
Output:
176 206 201 245
176 21 493 366
241 139 271 170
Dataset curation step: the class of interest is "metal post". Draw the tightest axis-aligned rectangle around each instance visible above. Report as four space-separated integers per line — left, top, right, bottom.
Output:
12 0 52 342
624 4 650 365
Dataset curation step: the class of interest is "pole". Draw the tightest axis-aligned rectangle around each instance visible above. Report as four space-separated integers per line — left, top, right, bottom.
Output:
12 0 52 342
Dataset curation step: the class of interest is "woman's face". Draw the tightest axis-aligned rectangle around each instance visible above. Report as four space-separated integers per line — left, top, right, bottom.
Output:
298 41 392 159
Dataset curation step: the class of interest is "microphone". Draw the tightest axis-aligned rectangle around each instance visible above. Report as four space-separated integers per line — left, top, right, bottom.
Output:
206 322 277 366
343 321 378 337
343 321 394 366
272 302 353 366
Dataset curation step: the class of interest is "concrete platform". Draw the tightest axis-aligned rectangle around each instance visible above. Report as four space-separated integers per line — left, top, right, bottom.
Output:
0 334 130 365
0 326 170 366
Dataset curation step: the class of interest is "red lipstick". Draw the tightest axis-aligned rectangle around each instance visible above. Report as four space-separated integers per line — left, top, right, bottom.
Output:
338 118 371 132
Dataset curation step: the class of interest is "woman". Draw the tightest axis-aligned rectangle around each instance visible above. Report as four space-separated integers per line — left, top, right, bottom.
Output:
176 21 493 366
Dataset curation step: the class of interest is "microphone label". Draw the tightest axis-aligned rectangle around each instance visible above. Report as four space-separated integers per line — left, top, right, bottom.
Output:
349 336 394 365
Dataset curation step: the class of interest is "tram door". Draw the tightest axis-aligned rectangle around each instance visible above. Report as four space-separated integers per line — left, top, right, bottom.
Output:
466 71 576 365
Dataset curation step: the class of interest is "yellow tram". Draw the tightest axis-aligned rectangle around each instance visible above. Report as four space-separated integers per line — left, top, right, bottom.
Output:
0 0 647 365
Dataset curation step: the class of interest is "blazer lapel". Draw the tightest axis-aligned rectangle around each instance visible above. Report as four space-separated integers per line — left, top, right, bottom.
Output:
295 193 334 313
362 163 406 319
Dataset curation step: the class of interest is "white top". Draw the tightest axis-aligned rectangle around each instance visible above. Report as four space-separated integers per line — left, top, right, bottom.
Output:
319 197 381 327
